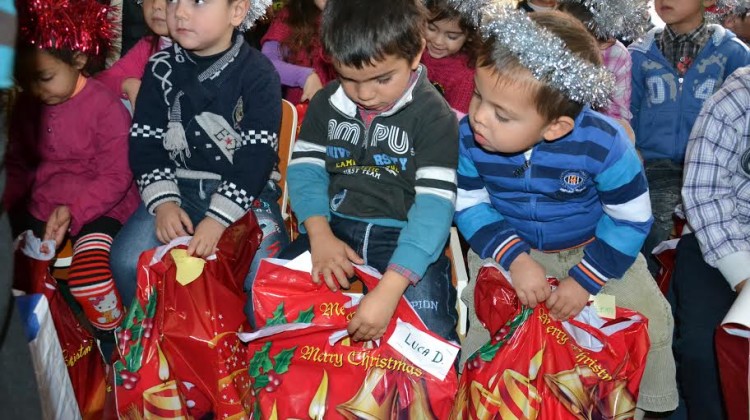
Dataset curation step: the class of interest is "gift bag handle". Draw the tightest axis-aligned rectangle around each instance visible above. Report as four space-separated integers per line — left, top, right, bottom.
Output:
563 309 643 349
150 236 217 265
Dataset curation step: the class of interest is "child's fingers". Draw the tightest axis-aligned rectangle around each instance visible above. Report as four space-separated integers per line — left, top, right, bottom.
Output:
347 316 361 337
345 245 364 265
180 211 194 235
331 265 351 290
321 268 338 292
517 290 530 307
546 291 559 311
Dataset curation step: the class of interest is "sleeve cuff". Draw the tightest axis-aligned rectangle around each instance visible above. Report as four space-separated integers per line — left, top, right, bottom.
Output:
568 260 608 294
140 180 182 214
207 193 249 227
492 235 531 271
387 263 421 285
715 251 750 291
389 243 434 283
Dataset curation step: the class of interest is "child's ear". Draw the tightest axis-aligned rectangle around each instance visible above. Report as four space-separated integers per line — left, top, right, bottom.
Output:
541 115 575 141
230 0 250 27
72 53 88 71
410 38 427 70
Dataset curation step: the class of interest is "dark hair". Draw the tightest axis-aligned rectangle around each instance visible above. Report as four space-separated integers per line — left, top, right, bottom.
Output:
281 0 323 62
321 0 427 68
425 0 480 65
477 10 601 121
556 2 608 42
14 45 94 89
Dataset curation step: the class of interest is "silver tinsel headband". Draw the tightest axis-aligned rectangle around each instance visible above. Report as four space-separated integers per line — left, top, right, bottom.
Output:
239 0 271 32
480 2 614 107
557 0 650 40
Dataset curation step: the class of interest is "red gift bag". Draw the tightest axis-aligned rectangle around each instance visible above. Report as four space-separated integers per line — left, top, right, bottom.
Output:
113 212 261 419
13 231 107 419
243 261 460 418
452 265 650 420
715 288 750 420
252 258 362 328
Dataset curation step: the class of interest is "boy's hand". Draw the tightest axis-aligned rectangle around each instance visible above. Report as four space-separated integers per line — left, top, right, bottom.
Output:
43 205 71 248
188 217 226 258
301 72 323 102
155 202 193 244
547 276 590 320
509 253 550 308
348 270 409 341
306 216 364 291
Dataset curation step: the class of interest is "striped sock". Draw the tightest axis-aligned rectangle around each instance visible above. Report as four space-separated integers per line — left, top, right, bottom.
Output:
68 233 124 330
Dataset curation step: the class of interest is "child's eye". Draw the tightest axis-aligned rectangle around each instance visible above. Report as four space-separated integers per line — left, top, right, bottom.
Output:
38 75 53 82
447 34 461 41
194 0 205 4
377 77 391 85
427 24 437 32
495 113 509 123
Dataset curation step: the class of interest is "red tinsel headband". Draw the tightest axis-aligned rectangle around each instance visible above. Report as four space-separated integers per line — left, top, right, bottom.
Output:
17 0 117 57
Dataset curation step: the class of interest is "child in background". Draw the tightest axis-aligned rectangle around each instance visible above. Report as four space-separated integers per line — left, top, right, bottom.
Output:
454 8 677 417
629 0 750 273
5 0 139 332
97 0 172 110
109 0 285 323
282 0 460 343
674 66 750 419
558 0 651 123
518 0 557 13
261 0 335 104
422 0 479 114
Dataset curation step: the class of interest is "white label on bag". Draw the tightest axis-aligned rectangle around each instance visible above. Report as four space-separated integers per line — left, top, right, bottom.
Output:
387 318 459 381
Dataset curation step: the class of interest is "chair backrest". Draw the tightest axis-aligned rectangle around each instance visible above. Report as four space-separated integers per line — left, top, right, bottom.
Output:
277 99 298 219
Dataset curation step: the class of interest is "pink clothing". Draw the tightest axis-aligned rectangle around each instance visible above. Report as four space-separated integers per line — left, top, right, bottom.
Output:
4 78 139 235
97 36 171 99
420 51 475 114
601 40 633 121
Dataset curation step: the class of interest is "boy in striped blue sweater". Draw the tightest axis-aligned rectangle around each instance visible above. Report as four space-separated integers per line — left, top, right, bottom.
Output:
455 9 677 415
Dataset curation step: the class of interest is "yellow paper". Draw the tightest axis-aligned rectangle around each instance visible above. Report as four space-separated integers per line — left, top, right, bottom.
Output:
170 249 206 285
592 294 616 319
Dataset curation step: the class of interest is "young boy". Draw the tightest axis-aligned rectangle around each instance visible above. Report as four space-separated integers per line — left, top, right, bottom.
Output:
673 66 750 419
629 0 750 272
110 0 285 315
455 10 677 416
517 0 557 13
283 0 460 343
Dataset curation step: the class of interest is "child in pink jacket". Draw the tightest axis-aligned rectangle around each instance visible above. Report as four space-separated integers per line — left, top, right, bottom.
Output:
5 0 139 333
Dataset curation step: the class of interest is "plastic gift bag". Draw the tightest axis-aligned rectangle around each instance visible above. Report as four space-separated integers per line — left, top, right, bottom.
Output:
252 257 363 328
452 265 650 420
16 293 81 419
242 259 460 419
113 212 261 419
13 231 107 419
715 286 750 420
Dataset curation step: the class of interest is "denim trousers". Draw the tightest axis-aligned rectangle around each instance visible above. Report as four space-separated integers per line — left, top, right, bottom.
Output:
672 233 735 419
110 178 288 313
280 215 459 343
643 160 684 275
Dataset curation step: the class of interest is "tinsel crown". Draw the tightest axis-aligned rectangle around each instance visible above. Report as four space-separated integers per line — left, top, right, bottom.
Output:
557 0 650 41
239 0 272 32
18 0 116 57
478 1 614 107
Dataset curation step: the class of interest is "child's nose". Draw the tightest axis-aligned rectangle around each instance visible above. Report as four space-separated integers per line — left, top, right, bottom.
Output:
357 84 376 102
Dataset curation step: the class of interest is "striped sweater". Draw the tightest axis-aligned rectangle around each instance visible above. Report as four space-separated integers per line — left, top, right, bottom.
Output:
454 108 652 293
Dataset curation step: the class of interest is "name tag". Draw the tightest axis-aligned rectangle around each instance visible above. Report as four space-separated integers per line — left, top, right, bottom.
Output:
589 293 616 319
387 318 459 381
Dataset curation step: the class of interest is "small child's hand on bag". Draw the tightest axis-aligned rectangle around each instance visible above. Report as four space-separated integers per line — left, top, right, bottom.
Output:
547 277 590 320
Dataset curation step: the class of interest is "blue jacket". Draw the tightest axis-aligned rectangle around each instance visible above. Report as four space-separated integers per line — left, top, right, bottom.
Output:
629 25 750 163
454 109 652 294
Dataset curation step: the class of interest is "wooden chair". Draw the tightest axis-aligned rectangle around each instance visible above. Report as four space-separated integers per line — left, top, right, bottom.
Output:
277 99 299 241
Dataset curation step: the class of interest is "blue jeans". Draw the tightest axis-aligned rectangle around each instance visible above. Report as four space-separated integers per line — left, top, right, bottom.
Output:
643 160 683 276
110 178 287 312
280 215 459 343
671 233 734 419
